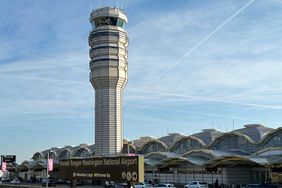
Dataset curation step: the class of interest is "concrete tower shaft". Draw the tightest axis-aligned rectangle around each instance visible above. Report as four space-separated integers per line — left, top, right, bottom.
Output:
89 7 128 156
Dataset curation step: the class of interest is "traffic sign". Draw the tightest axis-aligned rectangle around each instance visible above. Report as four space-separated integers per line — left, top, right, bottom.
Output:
59 155 144 183
1 155 16 164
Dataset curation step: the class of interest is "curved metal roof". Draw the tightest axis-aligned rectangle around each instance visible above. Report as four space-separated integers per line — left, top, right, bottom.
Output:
234 124 273 143
73 145 92 157
146 152 179 158
32 152 44 160
255 147 282 157
170 136 206 151
139 139 169 153
209 131 257 149
145 151 213 167
182 149 218 159
192 129 222 145
144 152 178 166
259 127 282 146
158 133 184 148
58 148 72 158
20 160 33 166
132 136 155 148
204 156 263 168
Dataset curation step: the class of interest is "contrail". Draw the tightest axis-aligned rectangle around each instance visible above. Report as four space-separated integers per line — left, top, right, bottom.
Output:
125 103 276 124
0 116 93 127
144 0 256 89
130 91 282 110
0 73 88 85
159 92 282 110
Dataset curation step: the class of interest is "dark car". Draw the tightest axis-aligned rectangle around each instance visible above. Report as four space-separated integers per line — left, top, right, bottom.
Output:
42 178 56 187
10 178 21 185
243 184 261 188
104 181 116 188
117 182 131 188
1 177 10 183
67 180 84 186
55 179 67 184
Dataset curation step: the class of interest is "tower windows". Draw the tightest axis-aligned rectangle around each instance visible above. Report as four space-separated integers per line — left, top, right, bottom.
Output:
117 19 124 27
91 17 126 29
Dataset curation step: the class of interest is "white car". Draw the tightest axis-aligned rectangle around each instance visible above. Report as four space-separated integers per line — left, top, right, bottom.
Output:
10 179 21 185
154 183 175 188
241 184 261 188
184 181 208 188
1 176 10 182
135 183 154 188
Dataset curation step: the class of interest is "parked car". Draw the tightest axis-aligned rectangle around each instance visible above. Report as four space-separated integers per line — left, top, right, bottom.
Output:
10 178 21 185
67 180 84 186
1 177 10 183
42 178 56 187
184 181 208 188
104 182 131 188
242 184 261 188
55 179 67 184
241 184 279 188
117 182 131 188
261 184 279 188
136 183 154 188
154 183 175 188
104 181 116 188
76 180 84 186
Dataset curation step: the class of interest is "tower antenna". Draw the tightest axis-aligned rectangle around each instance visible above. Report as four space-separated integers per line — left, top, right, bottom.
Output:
98 0 104 8
116 0 119 8
120 0 124 10
232 119 235 130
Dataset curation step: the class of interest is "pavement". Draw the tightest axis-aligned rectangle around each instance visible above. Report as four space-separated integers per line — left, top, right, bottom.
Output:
1 183 104 188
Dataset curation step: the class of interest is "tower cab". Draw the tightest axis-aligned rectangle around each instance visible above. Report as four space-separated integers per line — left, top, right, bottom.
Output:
90 7 127 30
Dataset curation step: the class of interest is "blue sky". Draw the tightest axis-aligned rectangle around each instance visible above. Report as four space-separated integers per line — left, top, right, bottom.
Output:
1 0 282 162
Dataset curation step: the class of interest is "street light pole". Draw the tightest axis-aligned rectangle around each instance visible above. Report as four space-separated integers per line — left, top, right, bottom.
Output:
127 142 130 155
0 156 2 185
46 152 49 188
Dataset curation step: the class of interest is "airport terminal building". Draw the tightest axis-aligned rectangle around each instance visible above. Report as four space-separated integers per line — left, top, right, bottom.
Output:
11 124 282 186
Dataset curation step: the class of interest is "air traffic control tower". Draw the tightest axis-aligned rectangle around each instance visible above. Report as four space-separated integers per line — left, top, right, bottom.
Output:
89 7 128 156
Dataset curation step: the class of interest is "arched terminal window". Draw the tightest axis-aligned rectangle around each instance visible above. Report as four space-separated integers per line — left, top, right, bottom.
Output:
74 147 91 157
140 140 168 155
263 132 282 148
170 136 205 155
58 150 71 160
